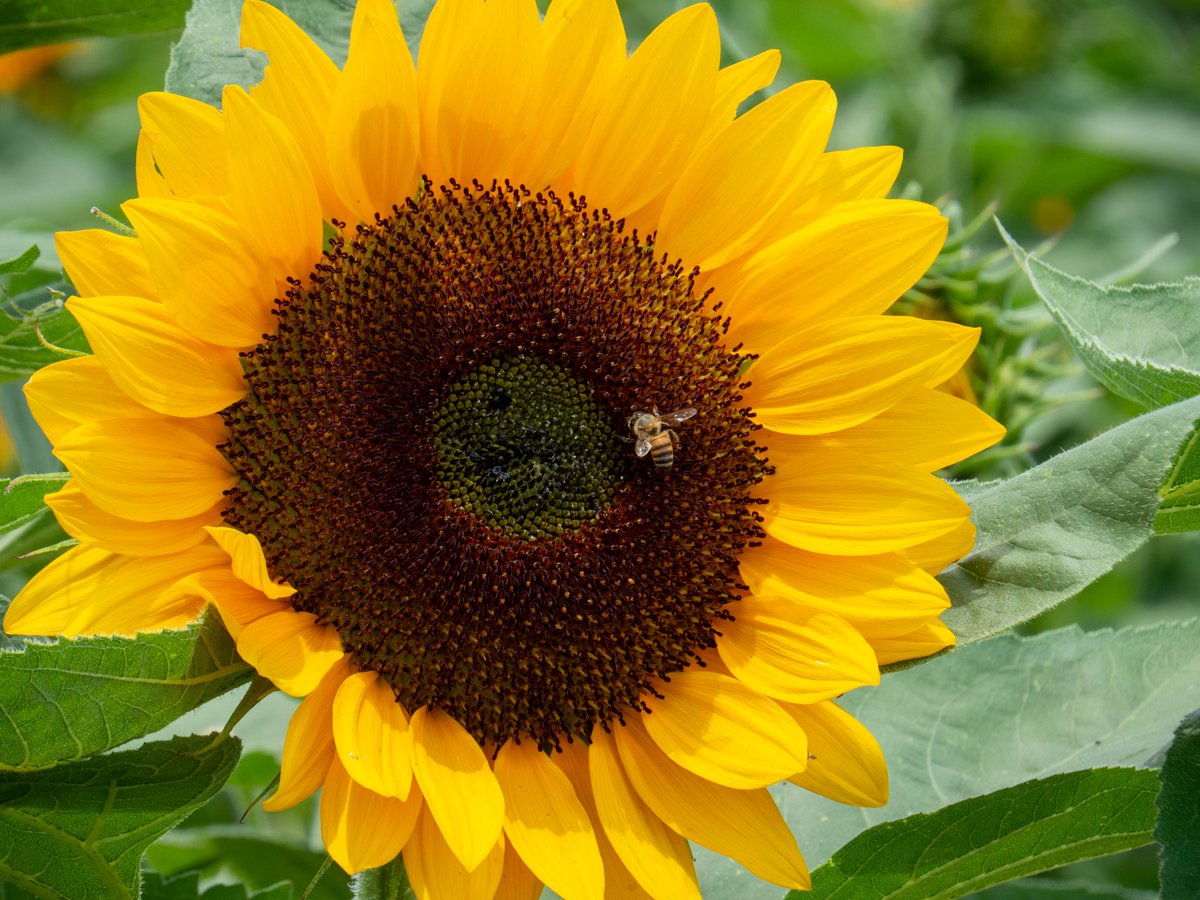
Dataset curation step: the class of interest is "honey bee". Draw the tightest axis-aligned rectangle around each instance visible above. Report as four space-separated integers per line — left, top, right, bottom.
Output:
627 407 697 469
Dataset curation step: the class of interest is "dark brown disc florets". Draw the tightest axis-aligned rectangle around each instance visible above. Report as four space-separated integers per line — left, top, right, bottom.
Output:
220 181 767 750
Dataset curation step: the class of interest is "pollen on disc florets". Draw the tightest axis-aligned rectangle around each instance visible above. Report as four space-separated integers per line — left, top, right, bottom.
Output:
219 180 769 750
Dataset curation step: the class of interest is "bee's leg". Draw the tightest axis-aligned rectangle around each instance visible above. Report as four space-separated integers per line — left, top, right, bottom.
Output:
668 428 680 451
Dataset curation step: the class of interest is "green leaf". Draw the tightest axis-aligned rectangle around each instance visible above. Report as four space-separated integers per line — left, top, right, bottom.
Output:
1001 222 1200 409
1156 426 1200 534
0 613 252 771
0 733 241 900
1155 708 1200 898
938 394 1200 642
0 298 89 384
800 768 1159 900
165 0 436 106
0 472 69 537
980 878 1158 899
0 0 190 54
696 622 1200 898
142 870 294 900
0 246 39 277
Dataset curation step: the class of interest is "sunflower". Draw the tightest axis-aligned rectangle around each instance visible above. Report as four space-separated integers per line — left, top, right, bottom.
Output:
4 0 1003 896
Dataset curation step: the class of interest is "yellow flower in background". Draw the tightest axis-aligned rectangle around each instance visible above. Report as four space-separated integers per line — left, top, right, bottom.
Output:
0 44 76 93
4 0 1003 895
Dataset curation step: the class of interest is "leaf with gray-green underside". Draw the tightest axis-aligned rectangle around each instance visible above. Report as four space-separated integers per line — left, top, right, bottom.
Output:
796 768 1159 900
0 734 240 900
0 614 252 771
0 0 190 55
1001 222 1200 410
937 394 1200 643
165 0 435 107
694 621 1200 898
1155 708 1200 898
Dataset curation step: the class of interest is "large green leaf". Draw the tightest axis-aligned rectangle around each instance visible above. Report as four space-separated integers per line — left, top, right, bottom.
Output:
0 299 88 384
0 614 252 771
798 768 1159 900
980 879 1158 899
142 870 293 900
694 621 1200 898
1155 708 1200 898
165 0 435 106
0 733 241 899
938 394 1200 642
1001 223 1200 410
0 0 189 54
0 472 69 537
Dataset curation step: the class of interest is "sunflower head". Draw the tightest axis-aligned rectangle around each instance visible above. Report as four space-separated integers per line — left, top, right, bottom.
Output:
6 0 1003 895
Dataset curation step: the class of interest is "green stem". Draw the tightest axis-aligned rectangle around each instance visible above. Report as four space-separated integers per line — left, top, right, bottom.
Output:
354 857 415 900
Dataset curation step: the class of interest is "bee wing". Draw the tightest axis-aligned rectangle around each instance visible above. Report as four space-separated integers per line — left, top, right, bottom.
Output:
635 437 652 457
662 408 697 425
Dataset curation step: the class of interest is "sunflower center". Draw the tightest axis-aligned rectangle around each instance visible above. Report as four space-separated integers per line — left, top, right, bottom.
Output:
432 354 622 541
220 182 767 751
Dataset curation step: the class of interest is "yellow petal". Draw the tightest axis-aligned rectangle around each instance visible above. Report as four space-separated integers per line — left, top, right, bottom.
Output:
332 670 414 799
588 729 700 900
494 739 603 900
203 525 295 599
695 49 782 151
901 518 976 574
431 0 543 188
322 753 422 875
55 229 156 300
123 199 279 348
806 389 1006 472
222 85 322 278
871 618 956 666
494 836 543 900
405 805 505 900
409 705 505 871
3 543 227 638
658 81 835 271
775 145 904 233
66 296 247 418
264 656 351 811
327 0 420 219
613 717 810 890
552 740 659 900
725 202 950 352
25 355 159 445
519 0 625 187
47 481 219 557
716 598 879 703
568 4 719 218
640 670 807 789
416 0 482 188
783 700 888 807
739 536 950 638
744 316 980 434
174 568 288 640
136 91 229 200
237 608 345 696
762 449 970 556
240 0 347 222
54 417 234 523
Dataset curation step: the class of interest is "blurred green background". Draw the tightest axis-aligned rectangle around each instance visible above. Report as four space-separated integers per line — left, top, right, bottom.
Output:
1 0 1197 895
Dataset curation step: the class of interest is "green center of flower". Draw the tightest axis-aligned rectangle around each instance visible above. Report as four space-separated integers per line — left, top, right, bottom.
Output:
220 181 767 751
432 354 622 541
